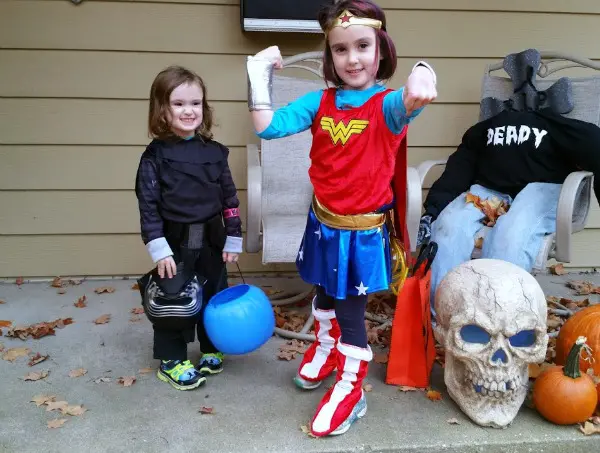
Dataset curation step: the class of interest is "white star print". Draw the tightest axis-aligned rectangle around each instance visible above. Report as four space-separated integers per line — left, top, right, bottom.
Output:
314 228 322 240
298 248 304 261
355 281 369 295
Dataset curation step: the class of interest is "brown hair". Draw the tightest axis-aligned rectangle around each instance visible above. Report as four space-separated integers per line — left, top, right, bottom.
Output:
148 65 214 140
318 0 397 86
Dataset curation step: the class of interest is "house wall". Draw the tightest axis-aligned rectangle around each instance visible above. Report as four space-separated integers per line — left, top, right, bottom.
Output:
1 0 599 278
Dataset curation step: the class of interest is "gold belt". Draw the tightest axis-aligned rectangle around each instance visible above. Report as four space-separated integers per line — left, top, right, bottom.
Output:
311 196 385 230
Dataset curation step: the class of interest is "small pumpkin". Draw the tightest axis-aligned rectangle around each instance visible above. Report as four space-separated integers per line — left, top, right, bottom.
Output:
533 336 597 425
555 305 600 375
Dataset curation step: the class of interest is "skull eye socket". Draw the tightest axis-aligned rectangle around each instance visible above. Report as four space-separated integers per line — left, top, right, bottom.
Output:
460 325 491 344
508 329 536 347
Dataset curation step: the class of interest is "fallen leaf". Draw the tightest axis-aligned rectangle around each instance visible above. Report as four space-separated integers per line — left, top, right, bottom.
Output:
118 376 136 387
69 278 83 286
68 368 87 378
31 394 57 407
426 389 443 401
398 385 420 392
580 421 600 436
74 295 87 308
94 377 111 383
589 416 600 425
94 314 111 325
131 283 139 291
300 424 318 438
374 352 389 364
22 370 50 381
131 307 144 315
447 417 461 425
566 280 600 296
62 405 87 416
546 314 563 329
138 368 153 374
51 277 63 288
15 277 24 286
46 401 69 412
5 318 74 340
0 320 12 328
363 383 373 392
0 300 5 304
465 192 510 227
94 286 116 294
28 353 49 366
528 362 555 379
47 418 67 429
277 340 309 361
198 406 214 415
2 347 31 362
549 264 567 275
474 237 484 249
129 316 142 323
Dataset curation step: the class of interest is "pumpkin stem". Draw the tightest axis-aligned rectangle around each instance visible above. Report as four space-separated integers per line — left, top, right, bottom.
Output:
564 336 592 379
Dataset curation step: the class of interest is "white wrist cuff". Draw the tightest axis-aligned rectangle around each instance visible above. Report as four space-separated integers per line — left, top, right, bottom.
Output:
146 237 173 263
412 61 437 86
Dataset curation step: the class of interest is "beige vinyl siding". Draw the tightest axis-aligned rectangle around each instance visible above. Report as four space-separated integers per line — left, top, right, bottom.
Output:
1 0 599 277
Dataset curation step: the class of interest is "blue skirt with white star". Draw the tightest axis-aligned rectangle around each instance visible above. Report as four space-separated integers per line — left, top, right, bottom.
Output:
295 206 392 300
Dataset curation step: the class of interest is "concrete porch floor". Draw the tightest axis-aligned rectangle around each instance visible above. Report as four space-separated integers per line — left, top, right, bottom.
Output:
0 272 599 453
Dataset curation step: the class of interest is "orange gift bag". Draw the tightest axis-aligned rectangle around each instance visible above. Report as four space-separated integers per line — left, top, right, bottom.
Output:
385 242 438 388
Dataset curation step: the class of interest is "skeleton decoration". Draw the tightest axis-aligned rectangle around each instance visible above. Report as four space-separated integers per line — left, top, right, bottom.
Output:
434 259 548 428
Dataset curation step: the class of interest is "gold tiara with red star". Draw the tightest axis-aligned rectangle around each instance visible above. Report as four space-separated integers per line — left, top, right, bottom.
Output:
327 9 382 34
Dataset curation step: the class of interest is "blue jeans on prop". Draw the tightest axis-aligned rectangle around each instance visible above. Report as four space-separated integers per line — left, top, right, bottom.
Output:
429 182 562 308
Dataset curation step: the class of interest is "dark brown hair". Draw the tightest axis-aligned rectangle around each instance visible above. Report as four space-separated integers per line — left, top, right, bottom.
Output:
318 0 397 86
148 65 214 140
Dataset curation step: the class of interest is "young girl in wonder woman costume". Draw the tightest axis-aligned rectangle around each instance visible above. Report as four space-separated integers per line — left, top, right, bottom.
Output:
246 0 437 437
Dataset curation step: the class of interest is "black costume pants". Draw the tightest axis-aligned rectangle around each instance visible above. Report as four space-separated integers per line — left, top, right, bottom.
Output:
152 217 228 361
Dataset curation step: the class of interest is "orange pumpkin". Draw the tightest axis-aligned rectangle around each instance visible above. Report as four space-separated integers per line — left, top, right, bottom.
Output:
533 336 597 425
555 305 600 376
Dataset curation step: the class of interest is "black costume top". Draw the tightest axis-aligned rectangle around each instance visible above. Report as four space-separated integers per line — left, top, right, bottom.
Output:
424 108 600 220
135 136 242 247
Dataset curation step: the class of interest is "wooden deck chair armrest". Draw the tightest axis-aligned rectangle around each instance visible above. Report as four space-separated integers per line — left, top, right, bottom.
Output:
555 171 594 263
416 160 448 186
406 167 423 253
246 144 262 253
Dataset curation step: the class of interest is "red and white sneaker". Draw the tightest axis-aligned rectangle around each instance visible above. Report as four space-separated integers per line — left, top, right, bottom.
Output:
310 343 372 436
293 298 340 390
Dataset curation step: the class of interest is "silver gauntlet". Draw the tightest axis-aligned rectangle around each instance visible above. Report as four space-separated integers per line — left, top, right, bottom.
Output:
247 56 274 111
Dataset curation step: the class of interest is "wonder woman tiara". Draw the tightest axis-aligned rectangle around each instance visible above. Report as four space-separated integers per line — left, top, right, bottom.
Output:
327 10 382 33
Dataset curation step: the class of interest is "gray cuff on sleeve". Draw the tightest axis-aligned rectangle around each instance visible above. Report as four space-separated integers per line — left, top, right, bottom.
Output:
223 236 243 254
146 237 173 263
412 60 437 86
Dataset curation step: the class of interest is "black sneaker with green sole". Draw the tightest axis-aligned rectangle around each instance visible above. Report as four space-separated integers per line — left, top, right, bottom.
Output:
198 353 224 375
157 360 206 390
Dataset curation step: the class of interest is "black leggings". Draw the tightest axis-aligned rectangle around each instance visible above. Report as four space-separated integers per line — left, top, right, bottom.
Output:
314 286 368 348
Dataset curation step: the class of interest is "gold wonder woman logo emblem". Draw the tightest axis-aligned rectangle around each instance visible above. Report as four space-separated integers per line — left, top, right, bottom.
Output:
320 117 369 145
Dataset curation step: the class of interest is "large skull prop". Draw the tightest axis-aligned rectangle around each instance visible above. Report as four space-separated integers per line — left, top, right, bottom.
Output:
434 259 548 428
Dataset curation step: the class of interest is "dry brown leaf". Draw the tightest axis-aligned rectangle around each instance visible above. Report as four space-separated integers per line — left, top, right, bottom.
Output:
118 376 136 387
2 347 31 362
47 418 67 429
277 340 309 361
74 295 87 308
398 385 420 392
28 353 49 366
51 277 63 288
589 416 600 425
362 383 373 392
580 421 600 436
0 320 12 328
31 394 56 407
131 307 144 315
138 368 153 374
68 368 87 378
94 286 116 294
474 237 484 249
300 424 318 438
94 314 111 325
465 192 510 226
62 405 87 416
94 377 111 383
15 277 24 286
546 314 563 329
566 280 600 296
69 278 83 286
426 389 443 401
199 406 214 415
5 318 74 340
46 401 69 412
0 300 5 304
22 370 50 381
131 283 139 290
549 264 567 275
129 316 142 323
374 352 389 364
447 418 461 425
528 362 555 379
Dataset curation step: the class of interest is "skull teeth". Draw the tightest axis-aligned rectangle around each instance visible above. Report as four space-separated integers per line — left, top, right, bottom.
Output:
466 374 518 397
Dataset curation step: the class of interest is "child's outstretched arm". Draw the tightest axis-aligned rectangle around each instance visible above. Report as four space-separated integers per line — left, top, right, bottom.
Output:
247 46 320 139
382 62 437 134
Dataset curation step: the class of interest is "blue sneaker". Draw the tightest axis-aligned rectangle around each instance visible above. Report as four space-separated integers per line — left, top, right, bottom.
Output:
157 360 206 390
198 353 224 375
